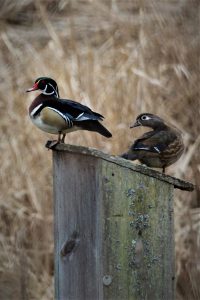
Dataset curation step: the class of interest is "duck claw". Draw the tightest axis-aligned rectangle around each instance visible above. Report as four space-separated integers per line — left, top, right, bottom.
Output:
45 140 60 150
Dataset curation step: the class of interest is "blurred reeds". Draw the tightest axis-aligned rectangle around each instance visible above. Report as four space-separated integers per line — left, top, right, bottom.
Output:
0 0 199 299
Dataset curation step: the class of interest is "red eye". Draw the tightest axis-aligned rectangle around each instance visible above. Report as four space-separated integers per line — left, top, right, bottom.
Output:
42 80 45 84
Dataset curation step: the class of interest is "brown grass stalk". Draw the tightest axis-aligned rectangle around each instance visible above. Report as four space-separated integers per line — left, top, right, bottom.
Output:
0 0 199 299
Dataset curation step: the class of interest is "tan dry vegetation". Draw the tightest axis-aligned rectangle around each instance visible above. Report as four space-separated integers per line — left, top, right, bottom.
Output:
0 0 199 299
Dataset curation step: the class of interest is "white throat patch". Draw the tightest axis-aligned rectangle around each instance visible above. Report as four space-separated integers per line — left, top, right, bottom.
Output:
42 83 58 97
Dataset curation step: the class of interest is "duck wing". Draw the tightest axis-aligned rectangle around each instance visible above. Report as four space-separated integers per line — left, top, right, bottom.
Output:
44 98 104 122
132 130 178 153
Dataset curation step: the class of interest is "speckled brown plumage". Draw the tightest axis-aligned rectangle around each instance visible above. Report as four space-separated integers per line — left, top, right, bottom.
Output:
121 113 184 173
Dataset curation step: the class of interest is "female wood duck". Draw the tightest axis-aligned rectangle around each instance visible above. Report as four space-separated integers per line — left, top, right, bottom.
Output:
27 77 112 146
121 113 184 173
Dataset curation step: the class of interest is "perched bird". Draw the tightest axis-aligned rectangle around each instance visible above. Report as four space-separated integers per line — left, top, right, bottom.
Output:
26 77 112 146
121 113 184 173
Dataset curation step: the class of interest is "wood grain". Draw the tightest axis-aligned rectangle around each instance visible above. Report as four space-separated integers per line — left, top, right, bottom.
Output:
52 144 194 300
50 143 194 191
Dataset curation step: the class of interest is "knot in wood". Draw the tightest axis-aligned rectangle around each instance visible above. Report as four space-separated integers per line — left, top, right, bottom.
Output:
60 231 79 257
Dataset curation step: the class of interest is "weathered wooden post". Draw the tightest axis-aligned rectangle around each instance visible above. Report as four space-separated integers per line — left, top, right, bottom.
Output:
51 144 194 300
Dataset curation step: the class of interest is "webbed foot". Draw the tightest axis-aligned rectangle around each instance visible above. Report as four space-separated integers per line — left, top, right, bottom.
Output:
45 140 60 150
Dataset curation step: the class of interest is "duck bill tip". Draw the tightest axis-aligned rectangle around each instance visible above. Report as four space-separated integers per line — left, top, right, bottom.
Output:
26 88 33 93
130 121 141 128
26 83 39 93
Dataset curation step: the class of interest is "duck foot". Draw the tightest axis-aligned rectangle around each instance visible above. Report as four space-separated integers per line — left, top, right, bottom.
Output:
45 140 61 150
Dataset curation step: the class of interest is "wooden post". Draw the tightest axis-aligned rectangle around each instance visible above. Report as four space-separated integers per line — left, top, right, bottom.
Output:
51 144 194 300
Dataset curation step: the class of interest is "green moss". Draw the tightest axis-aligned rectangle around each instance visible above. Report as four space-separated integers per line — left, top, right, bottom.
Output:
101 161 175 300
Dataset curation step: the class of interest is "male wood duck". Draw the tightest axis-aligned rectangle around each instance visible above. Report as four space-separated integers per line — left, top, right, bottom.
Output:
121 113 184 173
27 77 112 146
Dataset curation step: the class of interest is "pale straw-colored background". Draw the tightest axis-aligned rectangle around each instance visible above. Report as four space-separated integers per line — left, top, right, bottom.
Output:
0 1 199 299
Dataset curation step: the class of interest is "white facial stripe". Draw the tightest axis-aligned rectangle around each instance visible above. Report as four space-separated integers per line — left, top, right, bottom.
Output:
30 104 43 117
49 83 58 95
42 90 55 95
49 83 57 93
41 83 58 97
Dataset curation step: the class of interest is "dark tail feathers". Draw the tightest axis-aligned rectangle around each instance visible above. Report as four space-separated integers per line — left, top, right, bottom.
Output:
77 120 112 138
120 152 138 161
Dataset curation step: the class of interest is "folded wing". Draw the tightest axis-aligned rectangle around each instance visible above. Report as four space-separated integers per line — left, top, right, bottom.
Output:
131 130 177 154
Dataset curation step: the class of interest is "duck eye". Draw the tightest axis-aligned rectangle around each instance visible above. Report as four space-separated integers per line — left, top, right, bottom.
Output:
141 115 147 120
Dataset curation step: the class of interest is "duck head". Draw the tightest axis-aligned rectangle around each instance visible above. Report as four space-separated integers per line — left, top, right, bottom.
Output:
26 77 59 97
130 113 166 130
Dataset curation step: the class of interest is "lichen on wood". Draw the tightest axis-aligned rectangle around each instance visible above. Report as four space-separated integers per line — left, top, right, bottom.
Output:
52 143 193 300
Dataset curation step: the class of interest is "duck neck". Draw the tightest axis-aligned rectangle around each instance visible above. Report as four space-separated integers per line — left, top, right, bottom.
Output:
152 123 168 131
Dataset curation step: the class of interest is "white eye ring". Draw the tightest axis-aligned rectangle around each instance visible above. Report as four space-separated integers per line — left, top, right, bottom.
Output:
141 115 148 120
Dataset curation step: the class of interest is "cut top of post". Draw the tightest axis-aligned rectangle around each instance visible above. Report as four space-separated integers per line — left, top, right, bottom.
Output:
49 143 194 192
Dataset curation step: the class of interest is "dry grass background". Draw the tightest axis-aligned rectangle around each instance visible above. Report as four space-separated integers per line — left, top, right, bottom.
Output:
0 0 199 299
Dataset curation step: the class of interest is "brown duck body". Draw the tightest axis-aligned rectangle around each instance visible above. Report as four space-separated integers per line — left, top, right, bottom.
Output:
121 113 184 173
